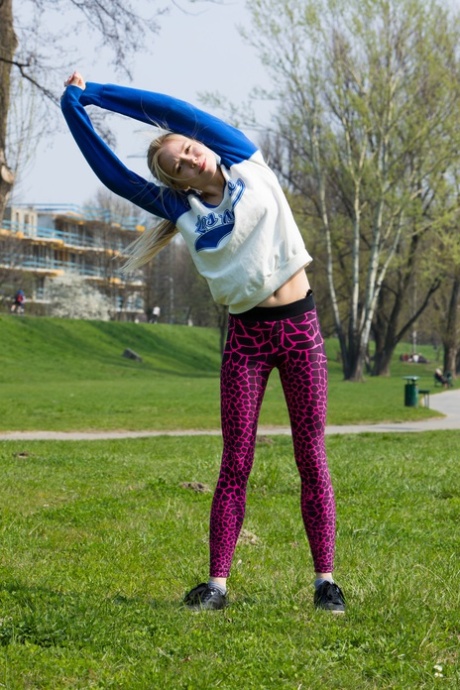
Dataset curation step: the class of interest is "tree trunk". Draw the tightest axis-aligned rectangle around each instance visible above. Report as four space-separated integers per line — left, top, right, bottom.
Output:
344 326 369 381
371 283 404 376
0 0 17 221
371 265 441 376
348 354 365 382
443 275 460 378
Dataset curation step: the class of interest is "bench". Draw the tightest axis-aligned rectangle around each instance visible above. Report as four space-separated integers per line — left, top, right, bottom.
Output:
434 371 453 388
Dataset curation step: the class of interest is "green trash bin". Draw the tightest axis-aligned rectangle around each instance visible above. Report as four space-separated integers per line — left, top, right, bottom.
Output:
403 376 419 407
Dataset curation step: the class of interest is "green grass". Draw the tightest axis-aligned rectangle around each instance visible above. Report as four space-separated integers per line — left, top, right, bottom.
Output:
0 315 448 432
0 433 459 688
0 316 458 687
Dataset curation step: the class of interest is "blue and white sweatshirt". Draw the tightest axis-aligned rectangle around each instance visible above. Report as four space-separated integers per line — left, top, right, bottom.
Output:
61 83 312 314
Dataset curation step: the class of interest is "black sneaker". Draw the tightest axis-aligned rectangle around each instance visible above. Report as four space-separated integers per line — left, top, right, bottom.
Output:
183 583 228 611
314 581 345 613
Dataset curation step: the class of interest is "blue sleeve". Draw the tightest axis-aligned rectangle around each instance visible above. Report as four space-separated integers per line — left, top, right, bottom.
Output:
69 82 258 165
61 85 186 220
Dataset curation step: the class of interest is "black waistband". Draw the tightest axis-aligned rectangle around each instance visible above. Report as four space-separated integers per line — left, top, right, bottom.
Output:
233 290 315 322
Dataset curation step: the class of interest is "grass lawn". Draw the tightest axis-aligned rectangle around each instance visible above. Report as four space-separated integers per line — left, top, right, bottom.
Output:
0 316 449 432
0 433 459 688
0 315 458 687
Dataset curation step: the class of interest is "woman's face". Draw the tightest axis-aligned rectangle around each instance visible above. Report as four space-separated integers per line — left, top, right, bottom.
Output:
157 135 219 192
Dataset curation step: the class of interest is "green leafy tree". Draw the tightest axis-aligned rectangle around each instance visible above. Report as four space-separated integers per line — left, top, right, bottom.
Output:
432 221 460 378
245 0 460 380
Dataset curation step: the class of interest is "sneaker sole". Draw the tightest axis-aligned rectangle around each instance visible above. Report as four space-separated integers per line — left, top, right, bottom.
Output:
184 602 227 611
315 606 345 615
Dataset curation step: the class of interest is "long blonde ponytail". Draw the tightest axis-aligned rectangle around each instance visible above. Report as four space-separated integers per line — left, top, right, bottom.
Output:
122 219 178 272
122 131 183 272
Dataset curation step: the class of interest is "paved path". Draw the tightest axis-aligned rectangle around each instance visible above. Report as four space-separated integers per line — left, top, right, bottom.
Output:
0 389 458 441
325 386 460 434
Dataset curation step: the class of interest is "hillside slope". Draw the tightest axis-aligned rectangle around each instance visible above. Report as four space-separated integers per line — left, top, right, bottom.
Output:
0 316 221 384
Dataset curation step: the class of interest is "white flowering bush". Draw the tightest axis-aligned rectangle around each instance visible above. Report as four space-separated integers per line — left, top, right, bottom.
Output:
45 273 111 321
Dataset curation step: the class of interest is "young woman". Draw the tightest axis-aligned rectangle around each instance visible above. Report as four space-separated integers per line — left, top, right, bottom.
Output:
61 72 346 613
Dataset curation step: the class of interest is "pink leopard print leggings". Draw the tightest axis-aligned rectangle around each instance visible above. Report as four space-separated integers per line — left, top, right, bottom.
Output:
209 293 336 577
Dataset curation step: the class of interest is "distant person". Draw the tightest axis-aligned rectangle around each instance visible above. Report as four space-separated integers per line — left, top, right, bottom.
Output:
434 368 449 388
11 289 25 314
61 72 346 614
150 305 161 324
410 353 428 364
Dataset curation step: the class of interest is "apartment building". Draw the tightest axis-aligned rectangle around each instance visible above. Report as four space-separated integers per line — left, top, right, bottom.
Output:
1 203 146 319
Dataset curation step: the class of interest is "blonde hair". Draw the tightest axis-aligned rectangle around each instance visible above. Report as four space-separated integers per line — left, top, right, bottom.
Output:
122 219 179 272
122 133 183 272
147 133 187 190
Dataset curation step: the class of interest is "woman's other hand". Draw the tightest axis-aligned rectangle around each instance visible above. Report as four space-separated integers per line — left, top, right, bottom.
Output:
64 72 86 89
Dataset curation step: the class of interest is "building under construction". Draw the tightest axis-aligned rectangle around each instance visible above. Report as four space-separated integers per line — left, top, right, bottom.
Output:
1 203 146 320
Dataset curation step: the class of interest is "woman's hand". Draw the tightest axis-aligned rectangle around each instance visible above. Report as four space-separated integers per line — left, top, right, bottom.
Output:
64 71 86 89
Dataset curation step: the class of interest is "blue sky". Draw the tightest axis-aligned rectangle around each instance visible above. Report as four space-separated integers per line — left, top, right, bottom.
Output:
18 0 271 207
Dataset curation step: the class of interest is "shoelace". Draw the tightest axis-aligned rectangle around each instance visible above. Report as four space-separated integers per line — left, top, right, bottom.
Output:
187 583 222 603
324 583 345 603
202 586 223 600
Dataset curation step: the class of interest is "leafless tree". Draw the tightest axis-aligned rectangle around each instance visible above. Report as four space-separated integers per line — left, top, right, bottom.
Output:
83 188 146 318
0 0 222 220
0 232 32 309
